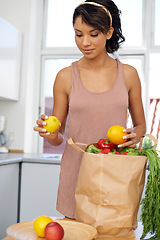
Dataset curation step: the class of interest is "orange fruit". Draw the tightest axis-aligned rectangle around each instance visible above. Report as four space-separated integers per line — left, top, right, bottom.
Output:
107 125 127 145
33 216 53 237
44 116 59 133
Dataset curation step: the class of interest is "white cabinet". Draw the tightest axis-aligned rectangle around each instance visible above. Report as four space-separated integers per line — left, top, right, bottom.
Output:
0 17 22 101
20 162 63 222
0 163 19 239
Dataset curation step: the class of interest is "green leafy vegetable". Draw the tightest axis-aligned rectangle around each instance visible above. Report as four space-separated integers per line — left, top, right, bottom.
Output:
85 144 101 153
140 149 160 239
142 137 156 150
119 147 142 156
119 147 136 153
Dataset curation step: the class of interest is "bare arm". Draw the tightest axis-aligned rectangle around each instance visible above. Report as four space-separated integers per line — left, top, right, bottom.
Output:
119 64 146 148
34 67 71 146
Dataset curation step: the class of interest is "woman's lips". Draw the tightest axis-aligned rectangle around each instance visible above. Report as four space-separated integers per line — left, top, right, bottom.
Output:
83 49 94 54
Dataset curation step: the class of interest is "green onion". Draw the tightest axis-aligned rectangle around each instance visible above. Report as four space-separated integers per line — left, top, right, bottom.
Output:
140 149 160 239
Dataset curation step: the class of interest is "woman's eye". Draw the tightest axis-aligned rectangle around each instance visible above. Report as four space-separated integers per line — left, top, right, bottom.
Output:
76 34 83 37
91 34 98 37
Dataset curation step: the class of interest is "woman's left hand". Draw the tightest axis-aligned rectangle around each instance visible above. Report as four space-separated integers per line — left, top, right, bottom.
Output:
118 128 137 148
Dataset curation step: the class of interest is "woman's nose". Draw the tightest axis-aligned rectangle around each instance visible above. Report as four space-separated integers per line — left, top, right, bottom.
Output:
82 36 91 46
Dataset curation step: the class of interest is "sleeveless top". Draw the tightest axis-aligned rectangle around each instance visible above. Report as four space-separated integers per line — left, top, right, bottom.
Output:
56 59 128 218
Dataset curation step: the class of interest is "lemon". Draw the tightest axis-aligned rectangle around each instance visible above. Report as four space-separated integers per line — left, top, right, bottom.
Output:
44 116 59 133
107 125 127 145
33 216 53 237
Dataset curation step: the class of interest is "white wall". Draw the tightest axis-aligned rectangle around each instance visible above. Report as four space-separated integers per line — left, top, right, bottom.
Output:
0 0 43 152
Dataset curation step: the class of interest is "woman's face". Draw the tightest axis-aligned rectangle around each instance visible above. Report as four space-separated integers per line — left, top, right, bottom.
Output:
74 16 109 59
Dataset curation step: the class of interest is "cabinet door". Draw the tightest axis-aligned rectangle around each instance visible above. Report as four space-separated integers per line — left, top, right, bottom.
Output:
0 163 19 239
0 17 22 101
20 163 63 222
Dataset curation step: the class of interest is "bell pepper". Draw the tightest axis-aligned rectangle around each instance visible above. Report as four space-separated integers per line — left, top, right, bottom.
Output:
100 149 111 154
115 151 120 154
98 139 116 151
85 144 101 153
119 152 128 155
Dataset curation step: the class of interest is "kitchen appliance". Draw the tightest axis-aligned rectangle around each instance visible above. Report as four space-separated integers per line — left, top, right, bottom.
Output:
0 115 8 153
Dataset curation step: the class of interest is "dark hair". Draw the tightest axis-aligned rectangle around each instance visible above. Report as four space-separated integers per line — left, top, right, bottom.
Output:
73 0 125 53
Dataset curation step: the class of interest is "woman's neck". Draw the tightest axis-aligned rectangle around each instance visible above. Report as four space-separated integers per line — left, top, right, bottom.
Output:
79 53 115 70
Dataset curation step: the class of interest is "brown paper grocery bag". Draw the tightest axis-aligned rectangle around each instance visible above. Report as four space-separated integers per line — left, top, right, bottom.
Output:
68 138 148 239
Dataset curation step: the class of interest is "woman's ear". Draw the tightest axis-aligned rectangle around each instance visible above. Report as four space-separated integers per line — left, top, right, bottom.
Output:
106 27 114 40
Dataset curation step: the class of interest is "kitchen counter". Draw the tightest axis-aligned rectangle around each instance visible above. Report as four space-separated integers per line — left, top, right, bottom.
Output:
0 152 62 165
0 152 63 239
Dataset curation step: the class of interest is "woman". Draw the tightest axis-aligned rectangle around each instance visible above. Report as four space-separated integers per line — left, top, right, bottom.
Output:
34 0 146 218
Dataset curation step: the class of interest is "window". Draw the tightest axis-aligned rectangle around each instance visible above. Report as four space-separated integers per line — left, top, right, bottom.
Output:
155 0 160 46
113 0 143 47
148 53 160 147
45 0 143 48
45 0 82 48
39 0 160 153
149 53 160 98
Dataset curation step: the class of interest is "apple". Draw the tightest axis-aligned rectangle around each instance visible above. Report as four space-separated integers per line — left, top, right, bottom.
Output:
45 222 64 240
44 116 59 133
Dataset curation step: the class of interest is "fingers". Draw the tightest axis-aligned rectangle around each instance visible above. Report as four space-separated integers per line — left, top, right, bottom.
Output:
33 114 61 141
118 140 136 148
117 128 137 148
123 132 136 141
123 128 132 134
33 114 48 133
33 121 47 133
33 125 47 133
39 131 50 138
36 114 48 127
39 128 59 140
41 114 48 120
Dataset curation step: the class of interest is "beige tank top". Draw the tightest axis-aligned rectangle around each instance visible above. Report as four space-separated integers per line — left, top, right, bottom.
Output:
56 59 128 218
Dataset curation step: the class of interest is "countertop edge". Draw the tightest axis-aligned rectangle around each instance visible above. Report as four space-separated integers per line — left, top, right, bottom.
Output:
0 153 62 165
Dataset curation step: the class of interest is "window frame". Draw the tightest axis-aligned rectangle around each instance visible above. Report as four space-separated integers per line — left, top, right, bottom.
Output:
151 0 160 49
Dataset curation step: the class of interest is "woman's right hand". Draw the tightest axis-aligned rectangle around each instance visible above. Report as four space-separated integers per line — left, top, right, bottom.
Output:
33 114 61 141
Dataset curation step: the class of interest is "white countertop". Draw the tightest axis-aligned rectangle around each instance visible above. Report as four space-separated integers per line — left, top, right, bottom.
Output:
0 153 62 165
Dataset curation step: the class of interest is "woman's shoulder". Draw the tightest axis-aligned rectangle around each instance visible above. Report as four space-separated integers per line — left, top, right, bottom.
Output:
57 60 78 77
122 63 139 78
55 60 78 87
54 65 72 95
56 65 71 79
121 63 141 91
